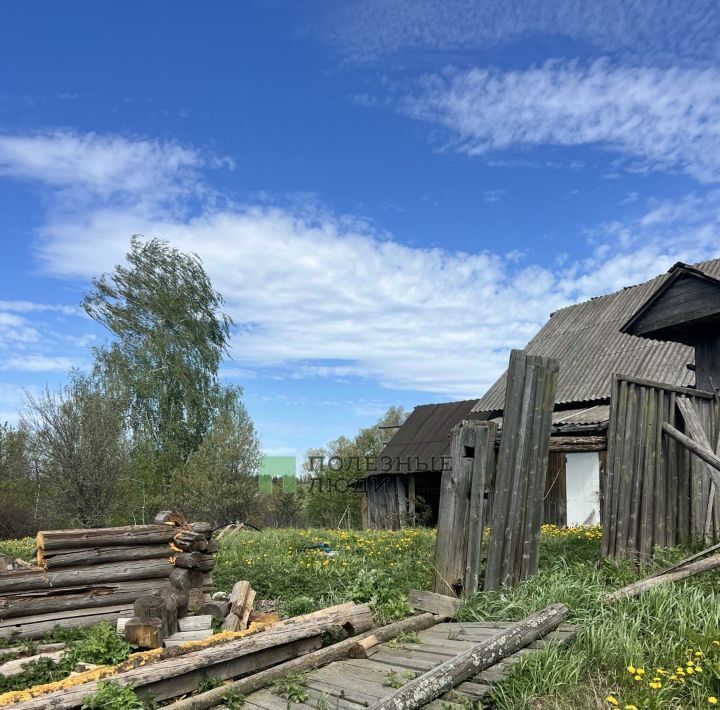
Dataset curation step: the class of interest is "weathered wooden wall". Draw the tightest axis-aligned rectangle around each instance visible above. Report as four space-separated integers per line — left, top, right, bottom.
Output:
543 452 567 527
602 375 720 560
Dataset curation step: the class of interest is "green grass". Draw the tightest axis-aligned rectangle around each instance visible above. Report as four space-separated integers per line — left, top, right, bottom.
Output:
213 527 434 622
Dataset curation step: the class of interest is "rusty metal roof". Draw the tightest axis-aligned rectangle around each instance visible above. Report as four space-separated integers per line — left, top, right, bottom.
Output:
472 258 720 414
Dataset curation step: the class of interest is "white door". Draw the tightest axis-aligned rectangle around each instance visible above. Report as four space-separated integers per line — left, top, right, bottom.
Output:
565 453 600 526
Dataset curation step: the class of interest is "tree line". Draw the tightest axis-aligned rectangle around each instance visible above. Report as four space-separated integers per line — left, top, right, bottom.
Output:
0 237 406 538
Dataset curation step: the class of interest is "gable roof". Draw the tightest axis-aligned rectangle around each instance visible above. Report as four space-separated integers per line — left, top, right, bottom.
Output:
378 400 481 473
620 262 720 345
472 258 720 415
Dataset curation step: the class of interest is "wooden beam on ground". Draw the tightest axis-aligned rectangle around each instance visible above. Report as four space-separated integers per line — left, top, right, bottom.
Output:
364 603 568 710
605 553 720 602
164 613 443 710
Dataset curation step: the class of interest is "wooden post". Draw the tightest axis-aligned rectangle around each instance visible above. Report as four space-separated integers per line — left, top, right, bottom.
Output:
484 350 558 590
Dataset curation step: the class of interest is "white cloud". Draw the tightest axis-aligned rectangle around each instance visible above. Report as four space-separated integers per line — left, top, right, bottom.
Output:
401 60 720 183
0 355 84 373
0 130 229 201
325 0 720 64
0 300 82 316
4 130 720 398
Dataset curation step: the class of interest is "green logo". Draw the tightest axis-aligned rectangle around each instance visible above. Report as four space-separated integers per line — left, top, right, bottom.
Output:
259 456 297 494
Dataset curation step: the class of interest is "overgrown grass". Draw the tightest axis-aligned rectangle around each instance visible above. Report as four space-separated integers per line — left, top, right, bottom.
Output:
461 527 720 709
214 527 434 622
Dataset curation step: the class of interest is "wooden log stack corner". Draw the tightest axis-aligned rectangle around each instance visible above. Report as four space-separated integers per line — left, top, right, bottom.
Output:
0 511 221 642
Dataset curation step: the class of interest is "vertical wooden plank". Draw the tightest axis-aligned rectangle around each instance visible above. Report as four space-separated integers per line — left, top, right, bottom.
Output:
615 383 638 559
433 423 475 595
484 350 527 591
667 391 679 546
604 377 628 558
626 386 648 559
653 388 667 548
464 421 497 596
524 363 558 581
639 387 658 563
407 474 416 527
505 357 540 586
484 351 558 590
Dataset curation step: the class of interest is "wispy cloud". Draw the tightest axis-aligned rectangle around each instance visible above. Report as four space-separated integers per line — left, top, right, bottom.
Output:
0 130 231 202
0 355 83 373
401 60 720 183
324 0 720 64
4 130 720 397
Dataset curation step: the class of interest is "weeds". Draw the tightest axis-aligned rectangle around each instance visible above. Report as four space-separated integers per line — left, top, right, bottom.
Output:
272 672 309 702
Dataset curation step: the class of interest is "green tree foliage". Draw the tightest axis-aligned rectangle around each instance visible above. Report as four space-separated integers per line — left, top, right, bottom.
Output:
83 236 232 476
0 423 38 538
305 406 406 528
23 374 131 528
169 386 261 526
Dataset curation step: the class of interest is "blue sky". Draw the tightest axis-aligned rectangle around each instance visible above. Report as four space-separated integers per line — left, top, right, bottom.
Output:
1 1 720 457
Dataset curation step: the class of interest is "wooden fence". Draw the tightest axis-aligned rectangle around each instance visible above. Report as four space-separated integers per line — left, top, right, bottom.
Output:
603 375 720 560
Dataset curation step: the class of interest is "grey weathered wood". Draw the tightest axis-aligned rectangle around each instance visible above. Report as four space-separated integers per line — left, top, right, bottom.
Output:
485 351 558 590
364 604 568 710
10 603 371 708
0 604 134 640
408 590 462 617
606 552 720 601
433 422 475 595
36 525 176 553
0 558 173 594
0 579 166 619
543 452 567 527
41 544 172 569
464 421 496 595
662 423 720 486
164 613 443 709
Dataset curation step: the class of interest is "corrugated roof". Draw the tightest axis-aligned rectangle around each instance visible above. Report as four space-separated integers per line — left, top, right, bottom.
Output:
472 258 720 414
489 405 611 429
377 400 481 473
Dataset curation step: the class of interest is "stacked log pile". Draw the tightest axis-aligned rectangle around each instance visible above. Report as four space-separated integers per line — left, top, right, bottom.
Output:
0 512 219 640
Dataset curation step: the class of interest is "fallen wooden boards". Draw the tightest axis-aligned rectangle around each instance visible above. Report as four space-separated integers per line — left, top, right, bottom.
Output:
7 602 373 709
485 350 559 590
367 603 567 709
166 613 443 710
234 612 575 710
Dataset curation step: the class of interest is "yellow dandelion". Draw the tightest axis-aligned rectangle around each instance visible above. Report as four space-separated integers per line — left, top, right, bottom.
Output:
649 682 662 690
709 697 718 705
607 696 619 706
627 665 636 674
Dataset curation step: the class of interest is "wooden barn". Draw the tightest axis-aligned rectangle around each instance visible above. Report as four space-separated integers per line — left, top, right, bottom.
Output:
364 258 720 531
